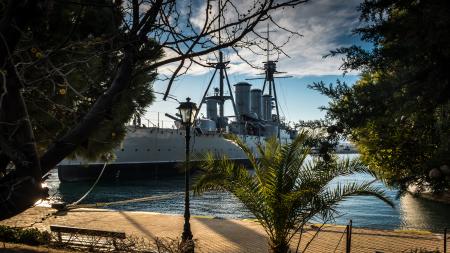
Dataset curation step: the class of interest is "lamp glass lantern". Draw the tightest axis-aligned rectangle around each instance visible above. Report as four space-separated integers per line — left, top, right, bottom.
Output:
177 98 198 126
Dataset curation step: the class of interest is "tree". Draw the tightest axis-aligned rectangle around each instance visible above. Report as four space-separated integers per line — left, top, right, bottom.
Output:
194 132 393 253
295 119 345 161
14 2 160 161
310 0 450 193
0 0 162 219
0 0 310 220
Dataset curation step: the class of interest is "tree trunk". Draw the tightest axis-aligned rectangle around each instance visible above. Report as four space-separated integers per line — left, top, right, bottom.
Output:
0 63 45 220
0 0 50 220
269 240 290 253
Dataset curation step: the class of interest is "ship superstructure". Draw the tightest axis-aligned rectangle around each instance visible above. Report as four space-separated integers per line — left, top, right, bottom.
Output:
58 53 295 182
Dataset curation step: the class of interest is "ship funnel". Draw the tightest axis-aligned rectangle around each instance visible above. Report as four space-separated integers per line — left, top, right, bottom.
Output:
262 95 272 121
206 98 218 120
250 89 262 119
234 82 251 116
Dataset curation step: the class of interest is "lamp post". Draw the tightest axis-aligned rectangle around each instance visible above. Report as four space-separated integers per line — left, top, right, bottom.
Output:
177 97 198 250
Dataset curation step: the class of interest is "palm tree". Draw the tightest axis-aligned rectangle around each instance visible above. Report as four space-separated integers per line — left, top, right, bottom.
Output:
193 131 394 253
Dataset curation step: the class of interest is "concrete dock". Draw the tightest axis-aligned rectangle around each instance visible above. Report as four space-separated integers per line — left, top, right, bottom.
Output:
0 207 445 252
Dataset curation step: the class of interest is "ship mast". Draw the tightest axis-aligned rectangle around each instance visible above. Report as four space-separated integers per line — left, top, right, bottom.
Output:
195 0 238 129
247 23 292 139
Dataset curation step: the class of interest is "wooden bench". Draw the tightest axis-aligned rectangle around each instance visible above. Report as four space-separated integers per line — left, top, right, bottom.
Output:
50 225 126 250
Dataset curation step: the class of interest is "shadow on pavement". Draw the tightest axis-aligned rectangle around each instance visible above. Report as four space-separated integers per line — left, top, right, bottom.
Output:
194 217 268 252
118 211 156 239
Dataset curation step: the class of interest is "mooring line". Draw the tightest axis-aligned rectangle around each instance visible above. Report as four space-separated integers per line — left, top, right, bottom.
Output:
67 162 108 207
67 193 183 209
59 161 182 211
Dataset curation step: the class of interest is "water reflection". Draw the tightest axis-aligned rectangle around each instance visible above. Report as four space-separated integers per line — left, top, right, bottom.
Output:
331 174 402 230
43 167 450 232
399 193 450 231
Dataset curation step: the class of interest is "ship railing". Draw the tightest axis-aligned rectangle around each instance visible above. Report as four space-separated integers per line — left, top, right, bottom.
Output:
129 111 179 130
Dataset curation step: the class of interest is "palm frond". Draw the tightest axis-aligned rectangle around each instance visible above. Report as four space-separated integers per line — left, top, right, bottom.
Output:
194 131 394 253
224 134 259 170
193 151 274 236
279 131 311 192
315 181 395 221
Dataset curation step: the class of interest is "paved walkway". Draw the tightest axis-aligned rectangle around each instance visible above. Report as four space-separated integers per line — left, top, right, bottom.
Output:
1 207 446 252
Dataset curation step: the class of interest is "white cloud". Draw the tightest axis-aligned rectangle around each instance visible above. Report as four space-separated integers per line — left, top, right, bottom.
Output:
163 0 364 77
232 0 362 76
148 1 366 122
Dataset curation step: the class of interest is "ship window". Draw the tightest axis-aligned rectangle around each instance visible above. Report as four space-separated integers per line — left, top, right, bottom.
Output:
158 149 160 151
135 148 138 152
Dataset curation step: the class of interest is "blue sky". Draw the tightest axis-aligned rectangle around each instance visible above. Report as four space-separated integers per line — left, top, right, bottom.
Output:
146 0 365 127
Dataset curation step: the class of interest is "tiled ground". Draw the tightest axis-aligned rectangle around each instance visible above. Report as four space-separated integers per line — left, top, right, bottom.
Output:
1 207 445 252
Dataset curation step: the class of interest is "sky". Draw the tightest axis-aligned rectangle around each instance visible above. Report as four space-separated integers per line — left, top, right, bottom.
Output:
145 0 366 128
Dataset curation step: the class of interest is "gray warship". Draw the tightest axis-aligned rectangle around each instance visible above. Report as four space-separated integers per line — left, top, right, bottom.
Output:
58 52 297 182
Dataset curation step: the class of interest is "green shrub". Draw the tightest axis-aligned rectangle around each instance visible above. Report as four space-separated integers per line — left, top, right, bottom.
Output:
0 225 51 246
0 225 17 242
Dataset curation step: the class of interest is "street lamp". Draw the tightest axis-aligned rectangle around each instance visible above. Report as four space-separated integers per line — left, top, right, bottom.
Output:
177 97 198 249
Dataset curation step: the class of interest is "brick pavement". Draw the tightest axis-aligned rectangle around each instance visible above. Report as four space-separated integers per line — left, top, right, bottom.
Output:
0 207 445 252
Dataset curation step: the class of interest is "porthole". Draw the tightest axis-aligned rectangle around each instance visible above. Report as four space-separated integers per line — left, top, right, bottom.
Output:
135 148 138 152
158 149 160 151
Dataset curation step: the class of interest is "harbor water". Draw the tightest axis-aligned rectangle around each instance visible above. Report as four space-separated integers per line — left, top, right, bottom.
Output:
43 157 450 233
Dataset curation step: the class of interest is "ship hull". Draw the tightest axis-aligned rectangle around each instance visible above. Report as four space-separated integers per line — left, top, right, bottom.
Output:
58 159 252 182
57 127 278 182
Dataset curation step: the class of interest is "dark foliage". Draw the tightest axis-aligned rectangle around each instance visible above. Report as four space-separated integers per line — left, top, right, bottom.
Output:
311 0 450 192
0 225 51 246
